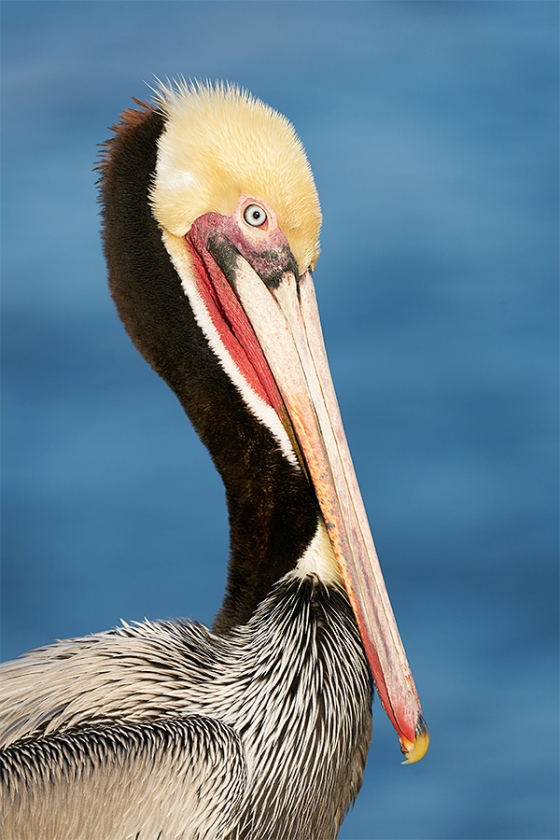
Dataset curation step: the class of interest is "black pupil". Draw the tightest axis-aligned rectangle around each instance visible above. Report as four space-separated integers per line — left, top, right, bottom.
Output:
252 210 261 220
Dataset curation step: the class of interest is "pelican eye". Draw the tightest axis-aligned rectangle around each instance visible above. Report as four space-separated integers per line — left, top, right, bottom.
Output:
243 204 267 227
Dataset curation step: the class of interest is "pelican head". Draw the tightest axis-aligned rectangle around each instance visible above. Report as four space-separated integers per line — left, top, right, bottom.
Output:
151 81 322 276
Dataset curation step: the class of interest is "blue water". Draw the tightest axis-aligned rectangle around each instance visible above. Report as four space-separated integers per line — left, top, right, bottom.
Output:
2 3 558 838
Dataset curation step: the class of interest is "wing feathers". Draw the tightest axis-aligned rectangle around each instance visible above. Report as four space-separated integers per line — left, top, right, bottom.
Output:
1 716 246 840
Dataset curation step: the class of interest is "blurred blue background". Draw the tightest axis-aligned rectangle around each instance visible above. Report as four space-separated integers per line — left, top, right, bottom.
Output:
2 3 558 838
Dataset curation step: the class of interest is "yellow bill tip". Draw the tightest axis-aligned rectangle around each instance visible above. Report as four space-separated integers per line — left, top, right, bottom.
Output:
400 715 430 764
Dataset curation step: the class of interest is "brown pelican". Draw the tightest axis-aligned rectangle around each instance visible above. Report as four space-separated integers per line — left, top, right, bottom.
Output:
0 81 428 839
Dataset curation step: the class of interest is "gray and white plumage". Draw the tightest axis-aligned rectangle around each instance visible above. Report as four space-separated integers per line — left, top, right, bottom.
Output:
1 575 371 839
1 718 246 840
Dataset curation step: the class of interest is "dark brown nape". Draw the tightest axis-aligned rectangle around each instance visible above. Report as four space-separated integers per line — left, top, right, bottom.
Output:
97 103 320 633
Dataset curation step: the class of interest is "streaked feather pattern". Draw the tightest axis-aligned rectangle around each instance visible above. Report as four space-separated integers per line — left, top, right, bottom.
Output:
0 573 372 838
1 717 245 840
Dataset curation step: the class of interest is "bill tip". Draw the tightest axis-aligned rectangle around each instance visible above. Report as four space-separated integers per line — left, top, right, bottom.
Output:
400 715 430 764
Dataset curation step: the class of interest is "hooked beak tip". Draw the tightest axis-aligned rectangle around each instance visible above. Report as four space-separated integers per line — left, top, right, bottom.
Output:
400 715 430 764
